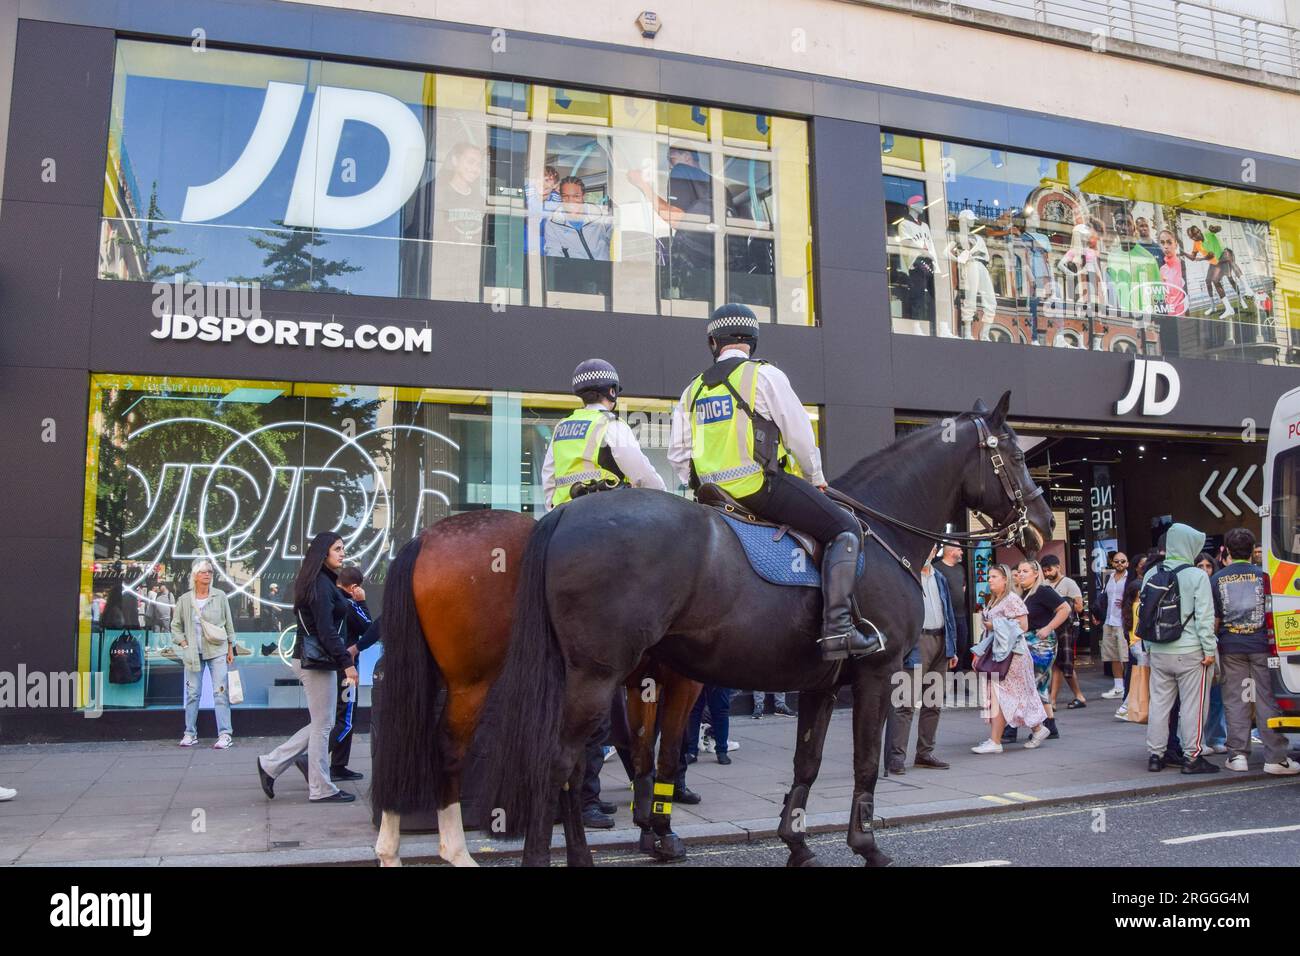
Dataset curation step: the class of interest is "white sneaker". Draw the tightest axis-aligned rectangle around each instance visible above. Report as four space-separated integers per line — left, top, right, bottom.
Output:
1024 725 1051 749
726 741 741 752
1264 758 1300 775
1208 743 1228 754
1220 301 1235 319
1101 688 1124 700
971 739 1003 754
179 732 197 747
0 786 15 801
1250 732 1263 746
602 746 617 763
213 733 233 751
1115 703 1129 718
1225 755 1249 772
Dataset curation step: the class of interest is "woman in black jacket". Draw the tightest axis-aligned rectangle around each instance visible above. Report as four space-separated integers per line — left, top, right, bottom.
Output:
256 532 360 803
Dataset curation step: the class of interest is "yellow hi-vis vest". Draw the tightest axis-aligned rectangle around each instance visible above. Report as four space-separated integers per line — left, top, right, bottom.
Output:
687 359 800 499
549 408 626 506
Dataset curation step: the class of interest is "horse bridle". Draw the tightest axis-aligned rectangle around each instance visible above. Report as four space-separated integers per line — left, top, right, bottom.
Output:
824 416 1044 585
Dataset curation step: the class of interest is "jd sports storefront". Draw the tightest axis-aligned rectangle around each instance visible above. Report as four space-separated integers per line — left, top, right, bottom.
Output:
2 2 1299 740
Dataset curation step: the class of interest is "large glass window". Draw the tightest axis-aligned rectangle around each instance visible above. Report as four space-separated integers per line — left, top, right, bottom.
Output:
100 40 815 325
881 134 1300 364
78 373 691 712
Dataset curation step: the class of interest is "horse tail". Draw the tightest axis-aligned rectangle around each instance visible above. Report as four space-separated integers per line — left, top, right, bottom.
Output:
482 507 567 838
370 534 447 813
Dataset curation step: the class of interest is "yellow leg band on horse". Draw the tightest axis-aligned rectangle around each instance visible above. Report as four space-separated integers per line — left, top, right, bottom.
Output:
652 800 673 816
653 782 675 797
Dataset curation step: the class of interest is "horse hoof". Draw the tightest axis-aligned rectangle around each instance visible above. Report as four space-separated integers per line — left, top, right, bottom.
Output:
859 846 893 867
652 833 687 863
638 830 656 854
786 846 819 867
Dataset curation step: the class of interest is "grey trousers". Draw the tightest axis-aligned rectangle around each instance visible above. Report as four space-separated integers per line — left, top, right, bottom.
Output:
889 630 947 762
753 691 786 710
1147 652 1211 760
259 661 339 800
1221 652 1290 764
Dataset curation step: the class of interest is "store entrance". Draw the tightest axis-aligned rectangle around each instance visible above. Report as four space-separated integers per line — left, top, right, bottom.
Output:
1019 425 1265 657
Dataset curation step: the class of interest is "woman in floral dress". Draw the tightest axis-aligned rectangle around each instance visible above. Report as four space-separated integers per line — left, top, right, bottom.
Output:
970 564 1050 754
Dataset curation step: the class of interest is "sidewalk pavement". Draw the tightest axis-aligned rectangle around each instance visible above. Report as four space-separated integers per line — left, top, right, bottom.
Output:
0 665 1281 866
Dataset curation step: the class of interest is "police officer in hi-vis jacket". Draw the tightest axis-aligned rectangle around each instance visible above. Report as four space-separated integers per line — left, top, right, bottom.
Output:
668 304 883 662
542 358 666 511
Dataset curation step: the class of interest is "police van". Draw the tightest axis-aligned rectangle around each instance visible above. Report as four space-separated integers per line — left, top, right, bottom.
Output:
1262 386 1300 734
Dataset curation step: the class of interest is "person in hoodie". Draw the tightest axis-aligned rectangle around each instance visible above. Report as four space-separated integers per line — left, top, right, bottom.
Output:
1143 523 1220 774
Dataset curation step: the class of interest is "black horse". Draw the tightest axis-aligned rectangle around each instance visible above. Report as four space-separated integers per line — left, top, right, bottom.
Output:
483 393 1054 867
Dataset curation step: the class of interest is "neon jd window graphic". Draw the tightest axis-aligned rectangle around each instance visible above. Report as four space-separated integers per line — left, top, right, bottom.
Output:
181 82 426 231
1115 358 1180 417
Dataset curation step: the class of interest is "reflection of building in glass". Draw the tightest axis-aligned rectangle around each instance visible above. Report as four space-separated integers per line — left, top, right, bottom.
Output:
99 42 815 326
882 134 1300 364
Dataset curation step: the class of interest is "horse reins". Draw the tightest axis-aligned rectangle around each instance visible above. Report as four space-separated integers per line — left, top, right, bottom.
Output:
824 417 1044 587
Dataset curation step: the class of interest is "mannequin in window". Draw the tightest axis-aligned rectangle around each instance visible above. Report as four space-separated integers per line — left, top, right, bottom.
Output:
897 194 942 332
1058 208 1102 318
945 209 996 339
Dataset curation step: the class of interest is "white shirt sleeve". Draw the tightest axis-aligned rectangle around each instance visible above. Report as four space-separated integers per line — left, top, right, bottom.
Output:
604 418 667 491
541 439 557 512
667 384 696 488
753 364 825 486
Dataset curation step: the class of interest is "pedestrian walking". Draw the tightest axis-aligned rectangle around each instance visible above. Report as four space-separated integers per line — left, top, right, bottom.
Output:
933 543 971 669
1041 554 1086 710
170 558 237 750
887 546 959 771
256 532 360 803
751 691 794 718
328 566 372 781
686 687 734 764
1098 552 1130 700
1015 559 1071 739
1195 551 1228 752
1212 528 1300 775
970 565 1050 754
1141 523 1219 774
1116 551 1153 721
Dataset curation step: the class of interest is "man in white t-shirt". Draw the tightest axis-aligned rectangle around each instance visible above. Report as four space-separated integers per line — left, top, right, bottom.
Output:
1098 552 1129 699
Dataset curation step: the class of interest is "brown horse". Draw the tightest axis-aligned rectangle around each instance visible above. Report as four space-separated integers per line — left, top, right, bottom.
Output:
369 509 701 866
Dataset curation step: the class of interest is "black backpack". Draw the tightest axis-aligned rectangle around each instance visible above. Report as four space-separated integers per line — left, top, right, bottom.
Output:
108 629 143 684
1136 563 1193 644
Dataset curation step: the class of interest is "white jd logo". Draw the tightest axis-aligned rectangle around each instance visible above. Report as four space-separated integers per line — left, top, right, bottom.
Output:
1115 358 1180 417
181 82 426 230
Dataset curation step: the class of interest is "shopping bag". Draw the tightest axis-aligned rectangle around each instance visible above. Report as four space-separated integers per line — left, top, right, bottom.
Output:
227 668 245 706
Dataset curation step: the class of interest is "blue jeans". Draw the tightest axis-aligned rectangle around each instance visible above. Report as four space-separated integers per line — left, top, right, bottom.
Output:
1205 682 1227 747
184 655 232 737
685 687 731 757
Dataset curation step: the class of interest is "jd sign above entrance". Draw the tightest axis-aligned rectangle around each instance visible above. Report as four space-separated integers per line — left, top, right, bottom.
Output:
1115 358 1180 417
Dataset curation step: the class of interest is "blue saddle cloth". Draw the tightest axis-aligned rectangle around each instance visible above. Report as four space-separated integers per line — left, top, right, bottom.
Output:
716 512 864 588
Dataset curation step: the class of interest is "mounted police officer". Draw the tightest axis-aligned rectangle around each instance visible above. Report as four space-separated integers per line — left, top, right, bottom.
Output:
668 304 883 662
542 358 667 511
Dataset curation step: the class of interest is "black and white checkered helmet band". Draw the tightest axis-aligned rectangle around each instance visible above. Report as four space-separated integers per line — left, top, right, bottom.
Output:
572 358 620 394
707 305 760 339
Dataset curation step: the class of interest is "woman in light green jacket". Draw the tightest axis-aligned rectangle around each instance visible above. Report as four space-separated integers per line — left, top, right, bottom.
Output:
171 558 237 749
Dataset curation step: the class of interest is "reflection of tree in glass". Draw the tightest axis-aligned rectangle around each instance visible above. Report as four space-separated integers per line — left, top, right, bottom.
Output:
94 389 291 568
104 181 202 281
234 221 361 293
94 387 390 588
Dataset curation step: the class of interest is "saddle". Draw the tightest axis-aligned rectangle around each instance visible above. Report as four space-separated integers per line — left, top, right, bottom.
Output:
696 483 821 562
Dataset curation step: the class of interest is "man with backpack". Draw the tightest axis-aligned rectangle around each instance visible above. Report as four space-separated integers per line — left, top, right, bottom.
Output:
1139 522 1219 774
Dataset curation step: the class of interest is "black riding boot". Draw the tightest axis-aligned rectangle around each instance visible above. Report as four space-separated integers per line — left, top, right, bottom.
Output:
819 532 885 662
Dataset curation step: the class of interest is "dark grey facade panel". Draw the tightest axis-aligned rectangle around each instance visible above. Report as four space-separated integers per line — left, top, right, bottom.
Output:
0 199 100 369
8 0 1300 195
810 117 886 276
816 267 894 409
822 403 897 476
890 334 1300 430
0 365 89 541
1 18 112 208
0 535 82 677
